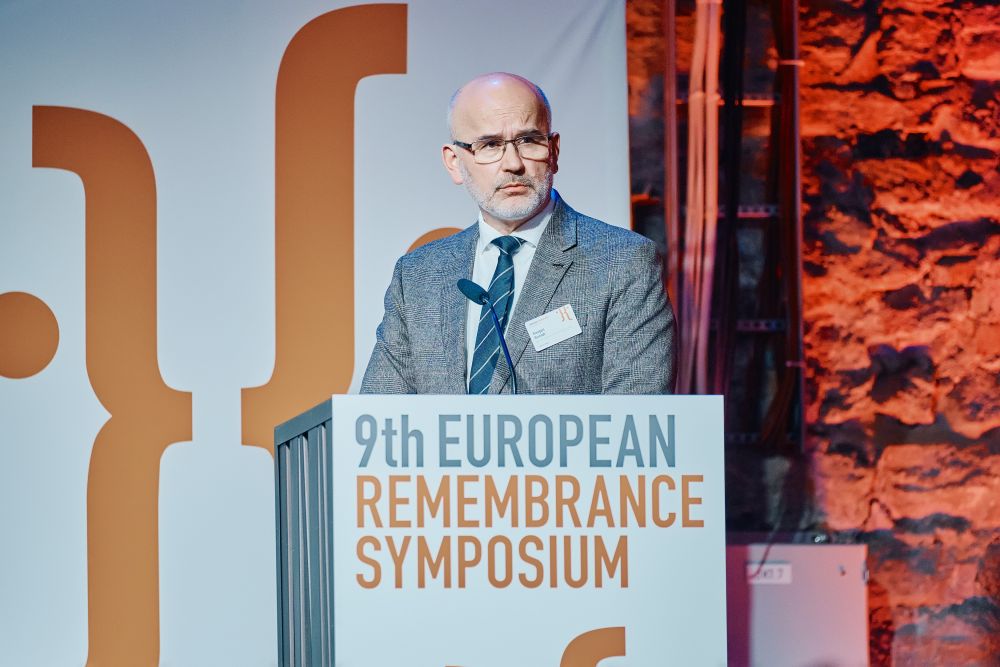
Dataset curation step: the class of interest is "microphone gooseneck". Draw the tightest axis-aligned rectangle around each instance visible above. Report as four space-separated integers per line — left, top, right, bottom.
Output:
456 279 518 395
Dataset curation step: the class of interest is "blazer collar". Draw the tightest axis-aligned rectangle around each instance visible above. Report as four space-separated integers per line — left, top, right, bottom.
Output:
492 193 579 393
440 224 478 393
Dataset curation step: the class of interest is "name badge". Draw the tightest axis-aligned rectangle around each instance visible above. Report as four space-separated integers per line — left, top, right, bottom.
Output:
525 304 583 352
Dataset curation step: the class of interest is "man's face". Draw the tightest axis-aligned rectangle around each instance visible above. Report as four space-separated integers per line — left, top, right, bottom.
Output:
443 77 560 230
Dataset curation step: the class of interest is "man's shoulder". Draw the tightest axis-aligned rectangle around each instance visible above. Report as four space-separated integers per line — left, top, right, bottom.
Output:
560 200 656 255
397 223 476 269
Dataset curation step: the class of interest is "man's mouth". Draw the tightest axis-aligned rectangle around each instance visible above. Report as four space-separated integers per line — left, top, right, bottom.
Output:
498 182 531 193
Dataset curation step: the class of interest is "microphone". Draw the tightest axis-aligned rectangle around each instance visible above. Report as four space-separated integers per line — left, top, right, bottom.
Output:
457 278 518 395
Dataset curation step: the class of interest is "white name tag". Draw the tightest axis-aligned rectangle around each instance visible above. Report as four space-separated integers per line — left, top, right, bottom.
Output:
525 304 583 352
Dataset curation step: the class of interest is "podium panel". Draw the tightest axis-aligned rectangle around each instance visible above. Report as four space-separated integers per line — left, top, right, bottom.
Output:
275 395 727 666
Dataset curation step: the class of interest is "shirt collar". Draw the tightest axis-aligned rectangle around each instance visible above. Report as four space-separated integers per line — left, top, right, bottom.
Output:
476 189 557 254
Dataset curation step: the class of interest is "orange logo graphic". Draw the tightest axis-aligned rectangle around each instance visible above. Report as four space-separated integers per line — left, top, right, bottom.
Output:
559 626 627 666
446 626 626 667
21 4 414 664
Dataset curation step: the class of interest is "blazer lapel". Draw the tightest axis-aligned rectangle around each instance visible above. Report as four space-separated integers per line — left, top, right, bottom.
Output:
440 225 478 393
492 197 578 393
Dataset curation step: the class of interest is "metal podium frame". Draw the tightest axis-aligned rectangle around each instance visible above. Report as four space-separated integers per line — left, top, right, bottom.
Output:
274 400 334 667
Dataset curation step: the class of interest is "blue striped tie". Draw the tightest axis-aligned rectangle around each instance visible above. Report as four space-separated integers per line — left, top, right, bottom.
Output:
468 235 524 394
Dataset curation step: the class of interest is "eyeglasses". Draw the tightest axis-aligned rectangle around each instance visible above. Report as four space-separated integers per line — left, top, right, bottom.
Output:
452 133 554 165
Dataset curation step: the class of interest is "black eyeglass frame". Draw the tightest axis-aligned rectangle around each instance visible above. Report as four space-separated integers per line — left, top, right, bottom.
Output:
452 132 557 163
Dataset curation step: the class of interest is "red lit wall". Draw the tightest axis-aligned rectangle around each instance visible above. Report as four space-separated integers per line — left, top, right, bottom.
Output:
627 0 1000 663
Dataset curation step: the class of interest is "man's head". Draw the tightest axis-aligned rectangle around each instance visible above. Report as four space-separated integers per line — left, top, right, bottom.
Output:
442 73 560 232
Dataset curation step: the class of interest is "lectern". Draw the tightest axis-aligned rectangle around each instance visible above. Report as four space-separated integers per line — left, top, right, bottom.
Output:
274 395 726 666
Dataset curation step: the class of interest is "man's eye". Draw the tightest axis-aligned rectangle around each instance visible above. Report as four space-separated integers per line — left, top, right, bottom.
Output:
516 135 543 145
479 140 504 150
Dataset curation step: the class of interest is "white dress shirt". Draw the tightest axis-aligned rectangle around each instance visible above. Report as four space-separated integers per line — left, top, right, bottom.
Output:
465 191 556 380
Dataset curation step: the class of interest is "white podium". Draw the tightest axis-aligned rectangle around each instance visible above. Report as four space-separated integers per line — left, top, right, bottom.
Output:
274 395 727 666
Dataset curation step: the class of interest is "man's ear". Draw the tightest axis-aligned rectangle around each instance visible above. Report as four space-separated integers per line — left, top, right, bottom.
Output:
548 132 560 175
442 145 465 185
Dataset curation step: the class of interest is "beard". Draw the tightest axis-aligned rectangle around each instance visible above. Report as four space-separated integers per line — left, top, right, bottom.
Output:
459 161 553 223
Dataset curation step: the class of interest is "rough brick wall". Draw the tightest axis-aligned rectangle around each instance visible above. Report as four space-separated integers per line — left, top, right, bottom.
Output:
801 0 1000 663
627 0 1000 663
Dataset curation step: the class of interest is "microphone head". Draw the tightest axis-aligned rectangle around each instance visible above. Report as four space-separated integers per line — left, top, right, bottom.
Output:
457 279 489 305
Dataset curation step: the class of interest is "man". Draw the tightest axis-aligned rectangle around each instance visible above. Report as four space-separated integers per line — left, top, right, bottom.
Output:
361 72 675 394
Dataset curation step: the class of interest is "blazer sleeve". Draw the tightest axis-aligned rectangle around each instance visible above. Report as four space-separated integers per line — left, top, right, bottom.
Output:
360 257 417 393
601 238 677 394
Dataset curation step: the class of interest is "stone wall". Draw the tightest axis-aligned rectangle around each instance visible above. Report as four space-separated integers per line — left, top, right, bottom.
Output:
627 0 1000 663
801 0 1000 663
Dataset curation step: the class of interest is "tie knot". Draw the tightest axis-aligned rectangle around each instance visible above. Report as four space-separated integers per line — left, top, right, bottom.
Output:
492 235 524 256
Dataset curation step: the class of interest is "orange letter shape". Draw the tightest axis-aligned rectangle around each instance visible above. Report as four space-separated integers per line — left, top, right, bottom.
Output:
560 626 627 667
33 106 193 666
242 4 408 454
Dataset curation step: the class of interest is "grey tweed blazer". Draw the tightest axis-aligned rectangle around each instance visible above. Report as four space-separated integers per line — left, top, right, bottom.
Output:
360 195 676 394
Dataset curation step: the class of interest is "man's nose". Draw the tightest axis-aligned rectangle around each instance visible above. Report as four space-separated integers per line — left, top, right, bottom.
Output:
499 141 526 172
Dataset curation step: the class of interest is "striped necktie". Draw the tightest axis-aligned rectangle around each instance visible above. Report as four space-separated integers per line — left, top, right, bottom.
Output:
468 235 525 394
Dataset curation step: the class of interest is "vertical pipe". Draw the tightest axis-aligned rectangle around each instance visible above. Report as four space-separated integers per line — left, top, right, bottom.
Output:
787 0 806 452
664 0 680 315
696 0 723 393
714 0 749 396
680 0 709 392
760 0 805 452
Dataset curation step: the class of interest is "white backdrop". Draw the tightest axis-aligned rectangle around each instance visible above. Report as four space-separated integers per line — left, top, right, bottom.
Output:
0 1 630 664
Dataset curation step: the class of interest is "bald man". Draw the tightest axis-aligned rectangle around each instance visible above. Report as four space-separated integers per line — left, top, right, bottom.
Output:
361 73 676 394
